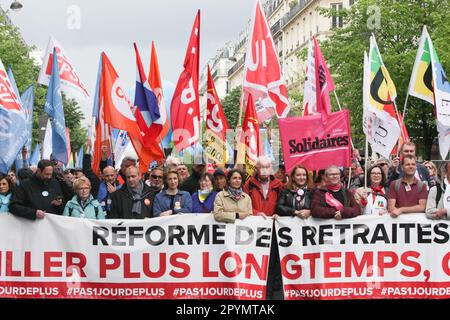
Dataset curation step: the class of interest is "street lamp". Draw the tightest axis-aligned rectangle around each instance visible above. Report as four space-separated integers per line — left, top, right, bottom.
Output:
10 1 23 11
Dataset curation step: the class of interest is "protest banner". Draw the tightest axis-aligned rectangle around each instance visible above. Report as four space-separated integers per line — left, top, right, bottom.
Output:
0 214 272 299
276 213 450 300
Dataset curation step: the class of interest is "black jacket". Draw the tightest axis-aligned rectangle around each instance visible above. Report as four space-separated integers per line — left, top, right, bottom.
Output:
180 171 202 195
276 188 312 216
83 154 101 198
10 174 66 220
109 183 158 219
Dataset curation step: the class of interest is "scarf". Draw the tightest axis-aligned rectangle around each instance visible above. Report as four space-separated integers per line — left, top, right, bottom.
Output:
127 181 144 215
198 187 213 203
327 183 342 192
325 191 344 211
228 187 243 201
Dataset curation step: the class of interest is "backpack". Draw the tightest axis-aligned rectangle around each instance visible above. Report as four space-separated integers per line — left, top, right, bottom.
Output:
435 185 443 206
69 205 99 219
394 179 425 194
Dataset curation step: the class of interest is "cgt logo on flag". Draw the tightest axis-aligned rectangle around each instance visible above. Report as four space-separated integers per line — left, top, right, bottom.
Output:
0 69 21 111
39 36 89 99
111 79 135 122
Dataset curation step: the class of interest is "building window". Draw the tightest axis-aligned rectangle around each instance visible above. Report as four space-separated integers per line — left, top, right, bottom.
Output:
349 0 355 5
331 3 343 28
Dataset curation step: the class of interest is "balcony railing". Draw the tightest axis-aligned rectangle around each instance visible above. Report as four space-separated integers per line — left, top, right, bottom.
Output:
281 0 312 28
228 54 246 77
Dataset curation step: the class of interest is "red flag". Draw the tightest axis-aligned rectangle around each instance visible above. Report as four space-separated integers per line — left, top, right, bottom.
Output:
238 95 262 180
100 52 164 173
92 96 111 176
314 37 335 116
243 1 289 122
170 11 201 152
148 41 170 141
206 65 229 141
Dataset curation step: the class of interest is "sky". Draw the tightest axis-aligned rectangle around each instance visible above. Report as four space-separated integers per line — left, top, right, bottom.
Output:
2 0 255 120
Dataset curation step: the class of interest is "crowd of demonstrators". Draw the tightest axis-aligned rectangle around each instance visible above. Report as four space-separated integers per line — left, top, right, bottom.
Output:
153 170 192 217
191 173 217 213
4 140 450 302
63 176 105 220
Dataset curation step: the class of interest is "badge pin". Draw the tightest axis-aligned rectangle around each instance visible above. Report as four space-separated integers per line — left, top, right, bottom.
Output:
42 191 49 197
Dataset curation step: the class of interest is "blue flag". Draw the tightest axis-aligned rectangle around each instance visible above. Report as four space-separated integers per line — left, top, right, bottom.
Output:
21 85 34 152
76 146 84 168
29 143 40 166
0 61 27 174
44 48 68 164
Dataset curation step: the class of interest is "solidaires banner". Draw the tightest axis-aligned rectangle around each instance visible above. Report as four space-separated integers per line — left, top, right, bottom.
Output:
276 214 450 300
0 214 272 299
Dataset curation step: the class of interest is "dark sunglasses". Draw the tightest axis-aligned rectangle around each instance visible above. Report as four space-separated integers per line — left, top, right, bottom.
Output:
151 175 163 179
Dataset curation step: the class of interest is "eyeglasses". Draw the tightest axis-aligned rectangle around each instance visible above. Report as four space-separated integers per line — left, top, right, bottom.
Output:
371 172 382 175
151 175 163 179
379 163 388 167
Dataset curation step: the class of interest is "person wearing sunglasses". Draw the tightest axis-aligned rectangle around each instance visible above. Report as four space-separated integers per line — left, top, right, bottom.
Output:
145 167 165 193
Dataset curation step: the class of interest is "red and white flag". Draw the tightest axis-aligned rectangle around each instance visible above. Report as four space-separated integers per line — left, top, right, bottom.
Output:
148 41 170 141
206 66 229 143
170 11 201 152
38 36 89 99
205 65 230 164
243 0 289 122
237 94 261 181
99 52 164 173
302 40 316 116
314 37 335 116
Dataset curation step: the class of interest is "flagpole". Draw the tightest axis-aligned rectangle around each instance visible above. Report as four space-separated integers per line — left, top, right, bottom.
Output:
364 137 369 189
402 94 410 122
332 90 355 150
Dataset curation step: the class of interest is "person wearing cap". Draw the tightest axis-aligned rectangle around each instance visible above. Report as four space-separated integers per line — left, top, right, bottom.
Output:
213 168 227 192
180 164 206 195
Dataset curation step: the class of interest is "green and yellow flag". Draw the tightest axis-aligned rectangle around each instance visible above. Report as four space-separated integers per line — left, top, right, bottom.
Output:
407 26 434 105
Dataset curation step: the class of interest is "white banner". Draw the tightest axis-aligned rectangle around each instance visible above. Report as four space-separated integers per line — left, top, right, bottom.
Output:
0 214 272 299
276 214 450 300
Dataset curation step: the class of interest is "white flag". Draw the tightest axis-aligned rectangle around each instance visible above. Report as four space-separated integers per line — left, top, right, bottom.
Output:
42 119 52 160
38 36 89 100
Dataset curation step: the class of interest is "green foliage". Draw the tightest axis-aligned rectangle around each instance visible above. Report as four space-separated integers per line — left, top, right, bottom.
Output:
0 12 87 155
317 0 450 158
221 85 242 128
